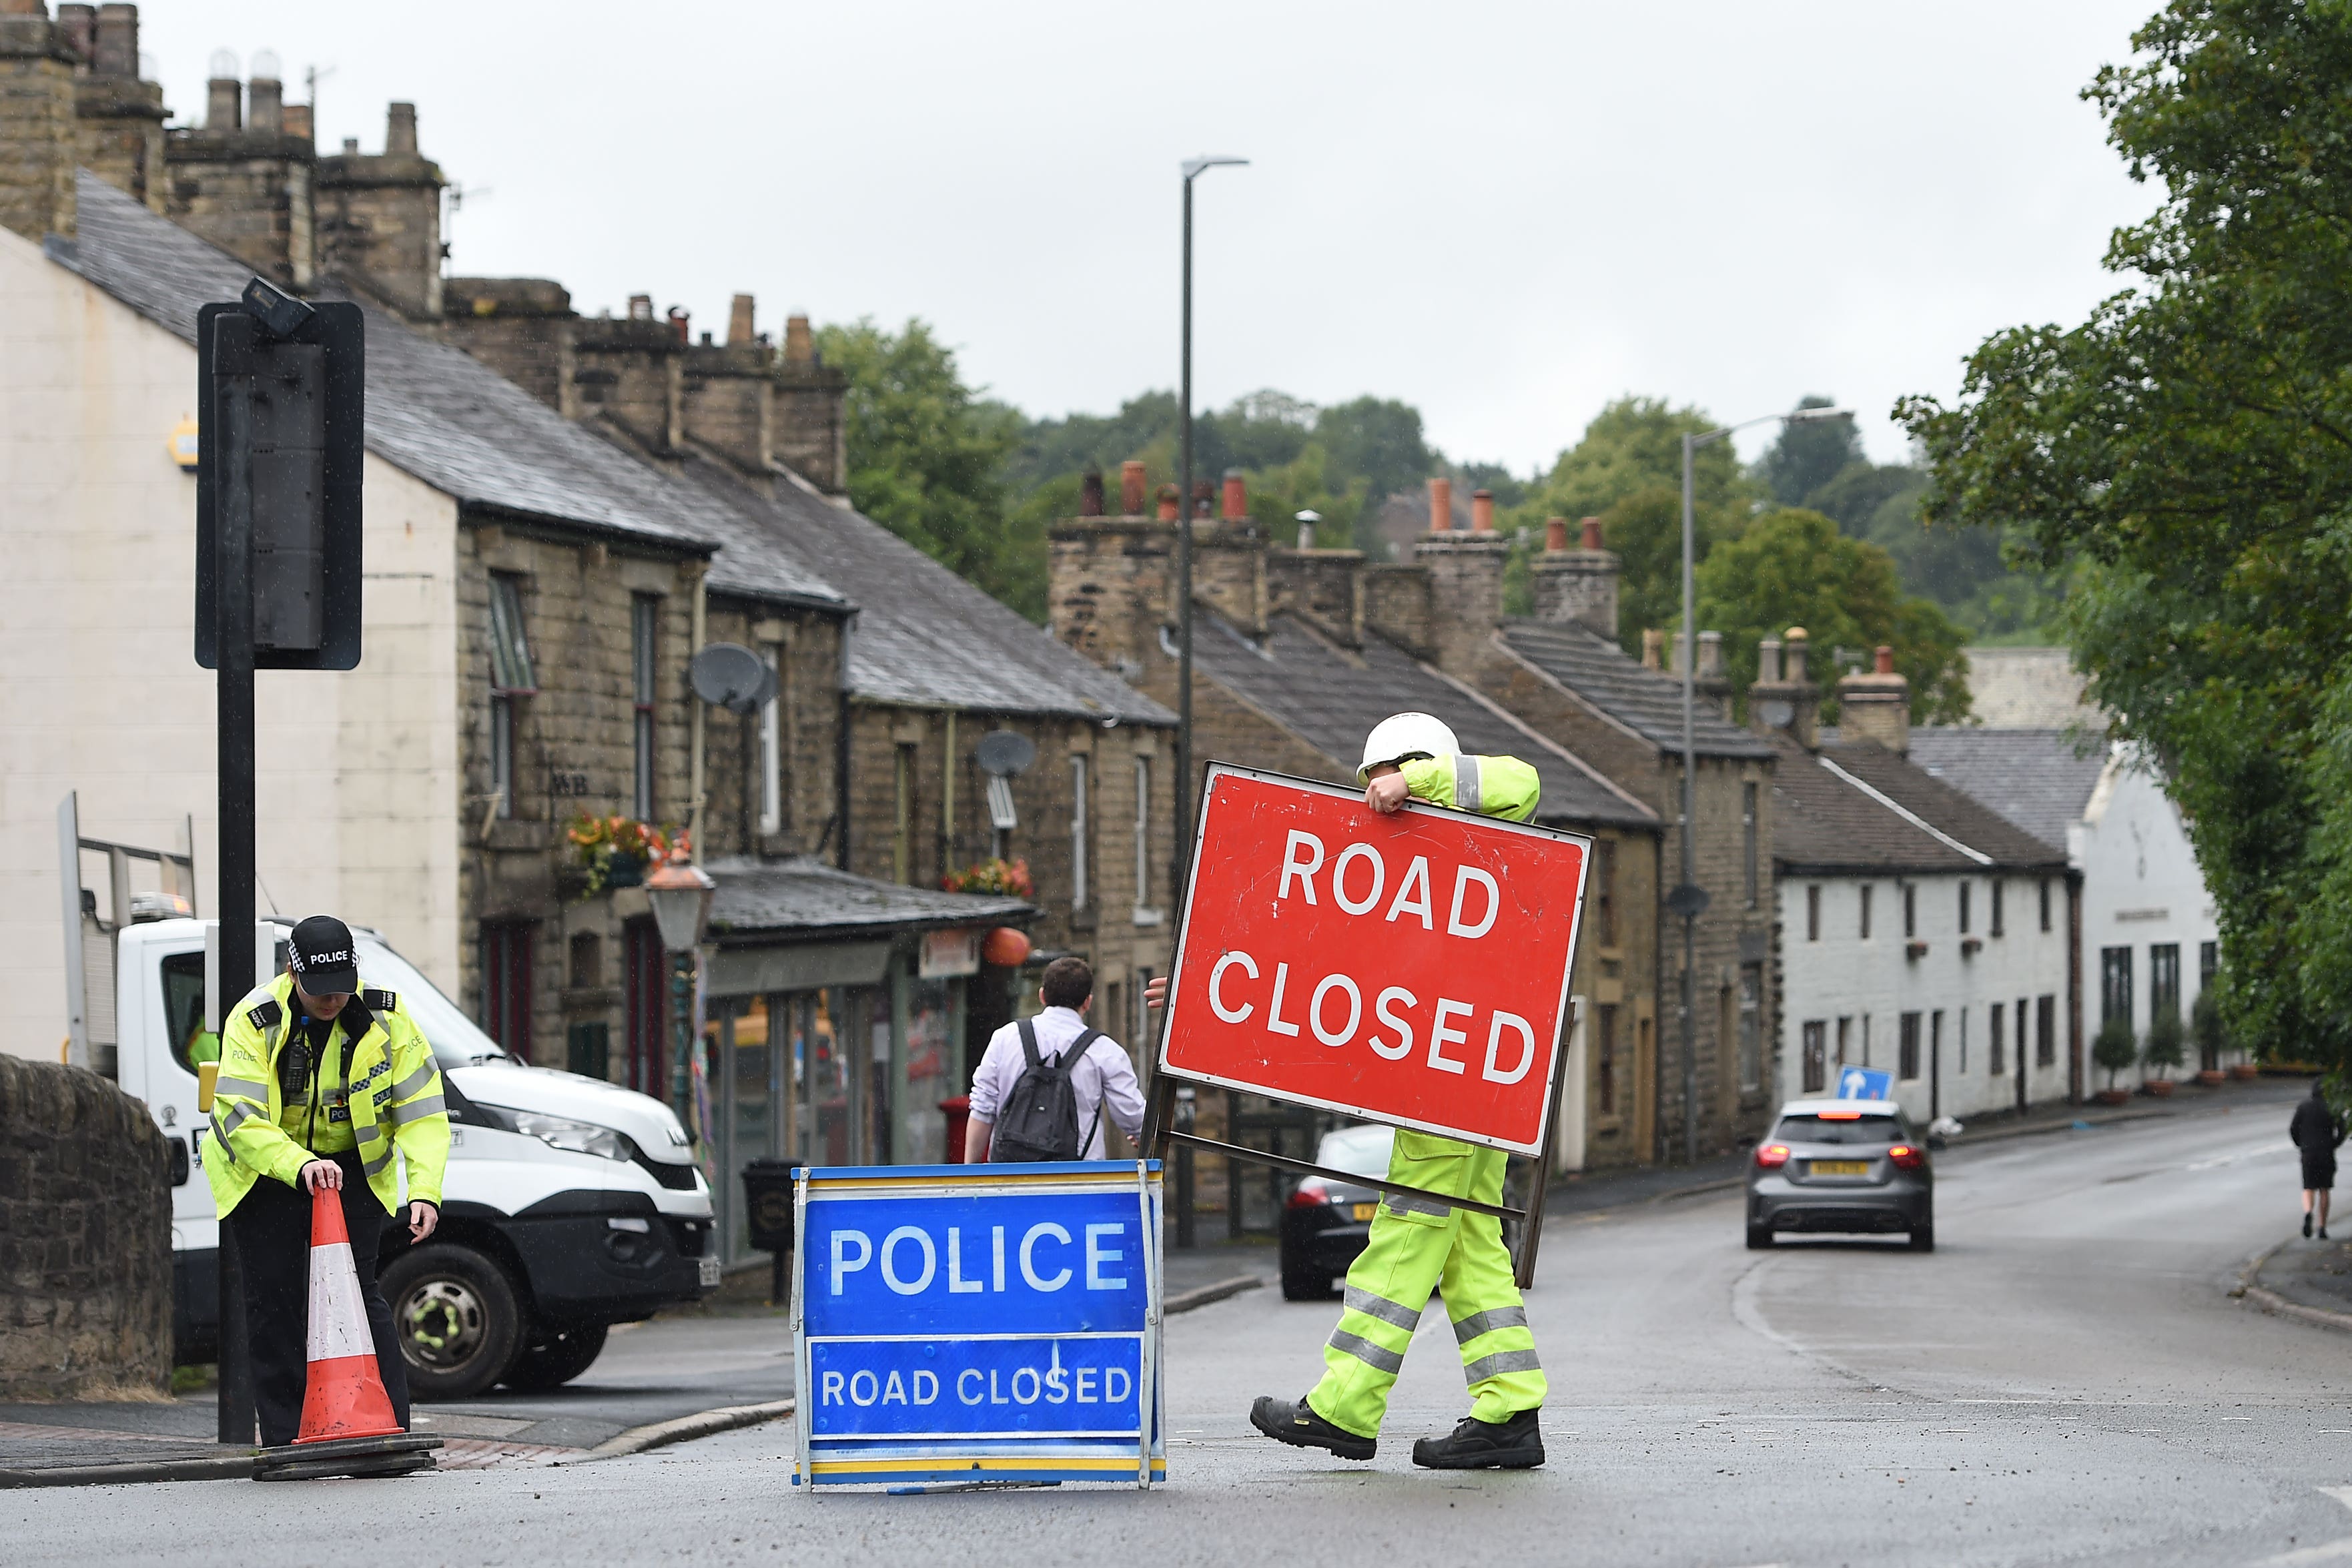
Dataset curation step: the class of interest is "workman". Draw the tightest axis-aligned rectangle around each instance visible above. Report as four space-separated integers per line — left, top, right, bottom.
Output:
1150 713 1549 1469
205 915 450 1447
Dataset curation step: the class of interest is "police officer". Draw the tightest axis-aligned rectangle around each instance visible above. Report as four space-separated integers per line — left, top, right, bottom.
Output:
206 915 450 1446
1150 714 1549 1470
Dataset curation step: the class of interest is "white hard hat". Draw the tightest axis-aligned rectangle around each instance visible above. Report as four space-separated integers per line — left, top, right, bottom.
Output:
1358 712 1459 783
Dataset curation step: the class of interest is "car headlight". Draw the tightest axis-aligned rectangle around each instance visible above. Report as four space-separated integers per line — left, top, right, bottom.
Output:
505 1110 637 1162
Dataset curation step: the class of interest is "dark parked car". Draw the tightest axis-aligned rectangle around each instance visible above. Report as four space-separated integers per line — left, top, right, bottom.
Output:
1279 1124 1395 1299
1745 1100 1934 1251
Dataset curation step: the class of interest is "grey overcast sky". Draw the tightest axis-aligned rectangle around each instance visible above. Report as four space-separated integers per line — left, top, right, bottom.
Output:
142 1 2159 473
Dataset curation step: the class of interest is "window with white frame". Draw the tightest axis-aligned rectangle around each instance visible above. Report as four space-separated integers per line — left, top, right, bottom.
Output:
1070 754 1089 913
757 644 783 836
488 574 536 821
1133 756 1158 921
631 594 658 821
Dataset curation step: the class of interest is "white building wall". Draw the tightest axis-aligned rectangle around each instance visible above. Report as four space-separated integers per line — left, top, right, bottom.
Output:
1778 869 2072 1125
1 224 462 1062
2073 748 2219 1072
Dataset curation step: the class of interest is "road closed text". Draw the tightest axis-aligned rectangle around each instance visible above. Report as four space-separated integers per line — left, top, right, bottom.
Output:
806 1337 1146 1437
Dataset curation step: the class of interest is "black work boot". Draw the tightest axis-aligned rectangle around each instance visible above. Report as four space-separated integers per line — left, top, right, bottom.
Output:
1249 1395 1376 1461
1411 1409 1545 1470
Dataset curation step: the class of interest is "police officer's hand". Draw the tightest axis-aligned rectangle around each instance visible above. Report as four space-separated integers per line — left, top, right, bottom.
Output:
1144 975 1168 1010
299 1159 342 1192
408 1200 438 1242
1364 772 1411 813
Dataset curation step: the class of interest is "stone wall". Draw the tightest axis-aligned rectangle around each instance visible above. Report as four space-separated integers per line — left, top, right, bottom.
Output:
0 1056 171 1399
0 13 77 247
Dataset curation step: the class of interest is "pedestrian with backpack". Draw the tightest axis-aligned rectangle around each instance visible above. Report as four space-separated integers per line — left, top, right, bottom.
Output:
964 957 1145 1163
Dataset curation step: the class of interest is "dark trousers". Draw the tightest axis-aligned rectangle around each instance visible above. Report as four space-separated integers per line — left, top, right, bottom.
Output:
224 1149 410 1447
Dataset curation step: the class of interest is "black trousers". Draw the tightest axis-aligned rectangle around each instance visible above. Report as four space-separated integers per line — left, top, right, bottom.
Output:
224 1148 410 1447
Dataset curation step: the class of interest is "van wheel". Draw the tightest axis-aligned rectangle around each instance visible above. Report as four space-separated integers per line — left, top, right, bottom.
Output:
502 1322 609 1393
1745 1224 1774 1250
380 1243 522 1401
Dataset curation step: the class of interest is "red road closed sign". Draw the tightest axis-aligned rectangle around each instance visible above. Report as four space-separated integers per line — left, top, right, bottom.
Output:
1158 765 1591 1156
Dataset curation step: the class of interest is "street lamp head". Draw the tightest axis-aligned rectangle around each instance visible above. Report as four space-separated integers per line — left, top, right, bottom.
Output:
1182 155 1250 180
1784 406 1855 424
644 842 716 953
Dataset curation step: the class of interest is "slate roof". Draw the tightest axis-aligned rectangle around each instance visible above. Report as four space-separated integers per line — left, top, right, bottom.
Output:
1499 619 1775 761
57 173 844 607
684 456 1175 726
1186 611 1659 830
1908 728 2108 854
704 855 1034 938
1770 735 2070 875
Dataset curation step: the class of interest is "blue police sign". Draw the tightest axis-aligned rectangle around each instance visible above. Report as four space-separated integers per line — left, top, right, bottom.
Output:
1836 1067 1894 1101
793 1161 1164 1489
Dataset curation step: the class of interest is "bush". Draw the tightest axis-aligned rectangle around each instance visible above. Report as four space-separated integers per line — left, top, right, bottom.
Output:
2192 989 2225 1072
2092 1016 2140 1091
2144 1010 2187 1080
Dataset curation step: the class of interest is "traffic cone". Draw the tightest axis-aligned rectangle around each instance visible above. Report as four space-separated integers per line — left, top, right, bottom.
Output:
294 1181 404 1445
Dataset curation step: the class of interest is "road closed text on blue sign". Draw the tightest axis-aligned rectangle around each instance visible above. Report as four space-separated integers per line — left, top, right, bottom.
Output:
794 1162 1164 1488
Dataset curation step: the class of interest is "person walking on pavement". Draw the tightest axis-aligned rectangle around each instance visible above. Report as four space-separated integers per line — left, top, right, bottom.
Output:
965 957 1146 1162
1149 713 1549 1470
205 915 450 1446
2291 1080 2345 1239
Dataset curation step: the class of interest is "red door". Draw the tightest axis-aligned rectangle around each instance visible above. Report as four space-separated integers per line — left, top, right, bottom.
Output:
623 919 668 1103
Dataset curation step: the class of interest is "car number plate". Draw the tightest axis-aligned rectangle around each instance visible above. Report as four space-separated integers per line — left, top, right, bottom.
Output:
698 1256 721 1287
1351 1202 1377 1221
1810 1160 1870 1176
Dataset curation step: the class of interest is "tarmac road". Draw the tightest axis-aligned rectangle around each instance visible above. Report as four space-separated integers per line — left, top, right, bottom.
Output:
8 1083 2342 1568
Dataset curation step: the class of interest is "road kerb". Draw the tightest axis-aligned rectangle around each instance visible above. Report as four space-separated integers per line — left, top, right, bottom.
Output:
2237 1239 2352 1334
580 1399 797 1463
1164 1274 1263 1315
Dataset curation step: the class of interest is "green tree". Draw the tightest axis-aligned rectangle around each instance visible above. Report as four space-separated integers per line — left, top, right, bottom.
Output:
1896 0 2352 1078
2092 1016 2140 1094
815 318 1039 619
1314 396 1438 504
1693 509 1971 724
1755 395 1864 506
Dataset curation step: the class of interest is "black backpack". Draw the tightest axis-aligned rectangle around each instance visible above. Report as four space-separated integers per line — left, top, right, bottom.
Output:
990 1021 1105 1162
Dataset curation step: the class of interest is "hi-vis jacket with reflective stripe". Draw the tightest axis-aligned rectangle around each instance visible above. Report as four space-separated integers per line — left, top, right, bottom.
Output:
204 970 450 1218
1396 754 1541 824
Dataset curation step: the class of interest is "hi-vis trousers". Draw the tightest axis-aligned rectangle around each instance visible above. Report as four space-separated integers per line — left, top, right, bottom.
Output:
1305 1130 1546 1439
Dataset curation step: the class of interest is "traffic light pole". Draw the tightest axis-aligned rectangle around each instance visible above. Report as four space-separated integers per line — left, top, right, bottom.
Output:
212 316 258 1448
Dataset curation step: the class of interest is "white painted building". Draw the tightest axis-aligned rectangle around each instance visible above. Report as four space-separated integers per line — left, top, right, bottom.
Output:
1766 657 2074 1126
1913 730 2220 1081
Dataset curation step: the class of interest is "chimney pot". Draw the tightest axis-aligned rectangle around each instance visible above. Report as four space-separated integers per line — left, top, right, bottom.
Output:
1119 460 1146 516
727 293 755 346
1785 627 1809 685
1545 517 1568 552
91 3 135 76
1581 516 1602 550
56 4 93 63
1428 476 1453 534
667 306 690 344
1221 468 1247 522
629 294 654 322
385 101 418 155
1193 479 1213 518
1471 488 1495 532
699 331 713 346
1698 629 1723 679
1080 469 1106 518
1876 644 1895 675
342 136 358 155
1156 484 1179 522
783 314 814 364
206 69 242 131
247 72 282 134
1757 635 1784 685
1641 629 1664 670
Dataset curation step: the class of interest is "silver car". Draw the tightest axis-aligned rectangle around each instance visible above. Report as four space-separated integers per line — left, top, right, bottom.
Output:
1745 1099 1934 1252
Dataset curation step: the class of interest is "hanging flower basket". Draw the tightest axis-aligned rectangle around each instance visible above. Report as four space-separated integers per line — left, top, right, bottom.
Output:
941 857 1035 899
566 812 678 900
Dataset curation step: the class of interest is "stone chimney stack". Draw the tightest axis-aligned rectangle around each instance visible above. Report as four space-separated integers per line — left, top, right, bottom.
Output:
679 290 778 478
1748 626 1822 749
1413 526 1506 675
1697 630 1733 710
1641 628 1664 670
1119 460 1146 516
1531 513 1621 639
168 47 316 287
1837 645 1912 755
0 1 79 244
727 292 756 346
89 1 131 74
442 276 577 411
246 65 282 132
773 311 847 493
314 99 442 318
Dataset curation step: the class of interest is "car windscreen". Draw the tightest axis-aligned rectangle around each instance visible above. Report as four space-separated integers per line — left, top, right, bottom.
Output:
1774 1112 1907 1145
1316 1123 1395 1178
357 936 511 1071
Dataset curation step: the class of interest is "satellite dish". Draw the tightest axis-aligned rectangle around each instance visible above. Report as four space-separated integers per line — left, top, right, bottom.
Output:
689 643 777 716
975 729 1036 777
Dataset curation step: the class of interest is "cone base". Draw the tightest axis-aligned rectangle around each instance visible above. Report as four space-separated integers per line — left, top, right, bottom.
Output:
255 1434 440 1483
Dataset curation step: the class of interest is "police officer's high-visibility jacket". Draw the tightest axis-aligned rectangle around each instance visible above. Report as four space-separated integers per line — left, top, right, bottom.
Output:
204 970 450 1218
1395 753 1541 823
1306 750 1547 1439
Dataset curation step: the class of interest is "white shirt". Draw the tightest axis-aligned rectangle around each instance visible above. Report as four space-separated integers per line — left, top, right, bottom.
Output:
968 1006 1146 1159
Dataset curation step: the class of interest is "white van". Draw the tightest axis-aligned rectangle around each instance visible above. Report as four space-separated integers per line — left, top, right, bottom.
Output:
119 916 719 1398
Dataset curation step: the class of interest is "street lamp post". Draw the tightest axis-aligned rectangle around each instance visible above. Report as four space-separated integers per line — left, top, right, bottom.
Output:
1673 405 1852 1166
645 845 716 1130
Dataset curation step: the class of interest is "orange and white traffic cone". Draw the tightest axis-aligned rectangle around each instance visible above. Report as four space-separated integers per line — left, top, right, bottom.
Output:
294 1181 404 1445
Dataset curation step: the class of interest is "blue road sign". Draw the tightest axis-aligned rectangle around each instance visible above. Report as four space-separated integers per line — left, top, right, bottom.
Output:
1836 1067 1894 1101
793 1161 1164 1490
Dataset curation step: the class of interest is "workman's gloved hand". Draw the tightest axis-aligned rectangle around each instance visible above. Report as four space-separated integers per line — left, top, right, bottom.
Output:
408 1200 438 1242
1364 773 1411 813
299 1159 343 1192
